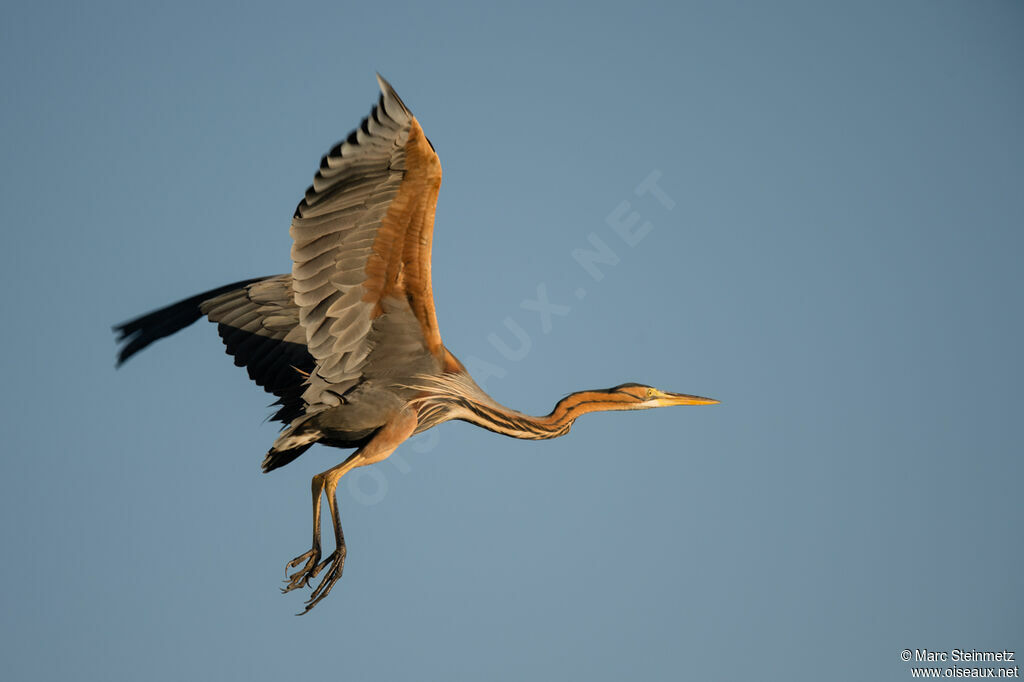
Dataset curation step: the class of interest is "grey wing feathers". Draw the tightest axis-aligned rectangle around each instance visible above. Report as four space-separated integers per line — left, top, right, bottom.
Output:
200 275 314 423
289 76 415 408
114 275 315 425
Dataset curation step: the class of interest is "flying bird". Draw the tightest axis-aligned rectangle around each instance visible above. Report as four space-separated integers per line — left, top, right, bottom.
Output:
114 75 718 614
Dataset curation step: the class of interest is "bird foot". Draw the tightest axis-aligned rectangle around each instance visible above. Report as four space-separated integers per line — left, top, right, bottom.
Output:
298 546 347 615
282 548 322 594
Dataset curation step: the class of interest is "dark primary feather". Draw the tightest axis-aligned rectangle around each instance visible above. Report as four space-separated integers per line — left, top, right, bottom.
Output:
114 275 315 424
113 277 264 365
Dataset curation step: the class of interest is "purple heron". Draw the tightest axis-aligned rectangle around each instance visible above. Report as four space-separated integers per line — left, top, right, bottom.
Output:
115 76 718 614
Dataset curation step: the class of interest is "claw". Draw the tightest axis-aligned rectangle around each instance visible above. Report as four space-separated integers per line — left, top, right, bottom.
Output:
282 548 321 594
297 546 347 615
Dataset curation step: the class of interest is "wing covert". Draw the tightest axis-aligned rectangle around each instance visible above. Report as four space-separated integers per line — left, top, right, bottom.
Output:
289 76 444 408
200 275 314 423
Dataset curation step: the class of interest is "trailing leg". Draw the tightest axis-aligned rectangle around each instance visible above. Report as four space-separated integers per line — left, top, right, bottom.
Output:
287 406 418 614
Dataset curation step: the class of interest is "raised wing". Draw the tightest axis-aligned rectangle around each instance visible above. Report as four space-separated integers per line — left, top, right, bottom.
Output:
290 75 443 407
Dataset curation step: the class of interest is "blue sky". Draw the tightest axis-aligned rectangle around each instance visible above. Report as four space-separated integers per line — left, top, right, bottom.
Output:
2 1 1021 680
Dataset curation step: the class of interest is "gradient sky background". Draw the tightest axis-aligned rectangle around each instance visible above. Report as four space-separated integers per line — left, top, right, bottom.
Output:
2 1 1021 680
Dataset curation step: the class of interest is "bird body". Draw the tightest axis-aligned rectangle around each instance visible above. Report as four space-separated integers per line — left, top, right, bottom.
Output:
115 76 716 613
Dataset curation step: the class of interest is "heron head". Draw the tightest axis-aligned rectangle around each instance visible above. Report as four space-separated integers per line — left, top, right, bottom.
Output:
609 382 719 409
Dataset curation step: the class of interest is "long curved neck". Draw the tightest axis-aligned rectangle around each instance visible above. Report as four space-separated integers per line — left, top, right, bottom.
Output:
408 372 643 439
455 389 640 440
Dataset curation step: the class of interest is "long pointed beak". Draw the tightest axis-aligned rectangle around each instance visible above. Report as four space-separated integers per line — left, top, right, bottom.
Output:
653 390 719 407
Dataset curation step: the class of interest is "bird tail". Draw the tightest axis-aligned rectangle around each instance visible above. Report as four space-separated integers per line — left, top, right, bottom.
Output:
262 442 314 473
262 417 322 472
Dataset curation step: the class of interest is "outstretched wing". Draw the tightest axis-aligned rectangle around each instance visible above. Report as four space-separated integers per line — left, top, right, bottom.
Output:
200 275 314 423
113 275 315 425
290 75 444 408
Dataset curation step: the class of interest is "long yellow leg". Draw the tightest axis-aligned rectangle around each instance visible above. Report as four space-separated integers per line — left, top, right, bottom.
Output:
282 473 326 592
286 407 418 614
